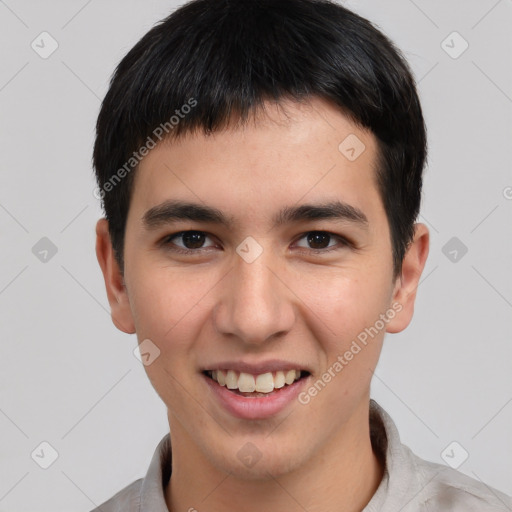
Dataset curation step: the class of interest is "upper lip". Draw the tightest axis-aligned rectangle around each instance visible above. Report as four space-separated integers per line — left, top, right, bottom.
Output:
202 359 311 375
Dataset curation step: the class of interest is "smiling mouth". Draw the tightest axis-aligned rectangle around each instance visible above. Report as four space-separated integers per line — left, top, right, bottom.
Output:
203 369 310 397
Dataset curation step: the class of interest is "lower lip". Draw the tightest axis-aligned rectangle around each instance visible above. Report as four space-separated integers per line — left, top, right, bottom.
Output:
203 373 309 420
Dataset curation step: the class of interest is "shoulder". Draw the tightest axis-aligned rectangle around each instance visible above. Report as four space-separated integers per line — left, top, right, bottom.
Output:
408 448 512 511
89 478 143 512
369 400 511 512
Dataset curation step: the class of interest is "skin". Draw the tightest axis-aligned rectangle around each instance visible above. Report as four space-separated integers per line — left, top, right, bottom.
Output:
96 97 429 512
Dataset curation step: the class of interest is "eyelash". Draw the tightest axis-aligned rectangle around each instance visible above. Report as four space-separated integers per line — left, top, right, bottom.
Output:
160 230 351 255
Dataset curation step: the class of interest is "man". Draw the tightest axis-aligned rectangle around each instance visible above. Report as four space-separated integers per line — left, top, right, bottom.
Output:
92 0 512 510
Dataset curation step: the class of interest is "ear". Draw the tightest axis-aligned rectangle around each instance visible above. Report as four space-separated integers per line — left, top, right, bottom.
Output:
95 218 136 334
386 223 429 333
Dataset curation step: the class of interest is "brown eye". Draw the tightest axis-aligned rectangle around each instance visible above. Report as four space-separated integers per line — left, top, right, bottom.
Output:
294 231 349 253
163 230 216 252
181 231 207 249
307 232 331 249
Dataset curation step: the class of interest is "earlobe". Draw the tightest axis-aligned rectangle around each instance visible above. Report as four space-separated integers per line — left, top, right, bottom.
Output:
95 218 136 334
386 223 429 334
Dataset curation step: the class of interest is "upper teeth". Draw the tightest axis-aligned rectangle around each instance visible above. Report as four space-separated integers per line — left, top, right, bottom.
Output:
210 369 302 393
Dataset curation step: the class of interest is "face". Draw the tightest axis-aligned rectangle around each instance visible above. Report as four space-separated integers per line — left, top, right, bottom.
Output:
96 97 428 480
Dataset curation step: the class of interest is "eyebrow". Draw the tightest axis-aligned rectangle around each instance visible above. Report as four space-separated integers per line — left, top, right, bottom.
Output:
142 199 369 230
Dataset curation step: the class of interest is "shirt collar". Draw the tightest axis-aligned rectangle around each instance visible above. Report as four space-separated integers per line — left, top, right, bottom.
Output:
139 432 172 511
364 399 423 511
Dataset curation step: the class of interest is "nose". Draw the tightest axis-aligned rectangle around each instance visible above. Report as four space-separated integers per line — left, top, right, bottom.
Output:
213 250 296 346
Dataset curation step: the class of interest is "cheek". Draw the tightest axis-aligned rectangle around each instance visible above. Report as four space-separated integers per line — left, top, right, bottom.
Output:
127 263 210 353
298 265 391 343
126 268 211 409
295 270 389 419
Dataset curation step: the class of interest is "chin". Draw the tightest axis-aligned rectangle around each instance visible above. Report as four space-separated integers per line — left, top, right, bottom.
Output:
210 442 306 481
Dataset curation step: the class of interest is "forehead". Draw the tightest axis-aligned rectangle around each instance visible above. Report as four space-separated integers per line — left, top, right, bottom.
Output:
129 97 384 229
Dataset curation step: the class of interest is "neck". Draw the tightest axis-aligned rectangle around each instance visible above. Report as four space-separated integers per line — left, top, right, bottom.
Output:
165 400 383 512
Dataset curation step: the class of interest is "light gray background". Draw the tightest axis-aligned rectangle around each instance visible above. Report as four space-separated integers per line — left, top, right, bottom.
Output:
0 1 511 510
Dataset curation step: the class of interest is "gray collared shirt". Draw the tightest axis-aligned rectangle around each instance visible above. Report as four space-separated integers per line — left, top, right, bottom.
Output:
91 400 512 511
